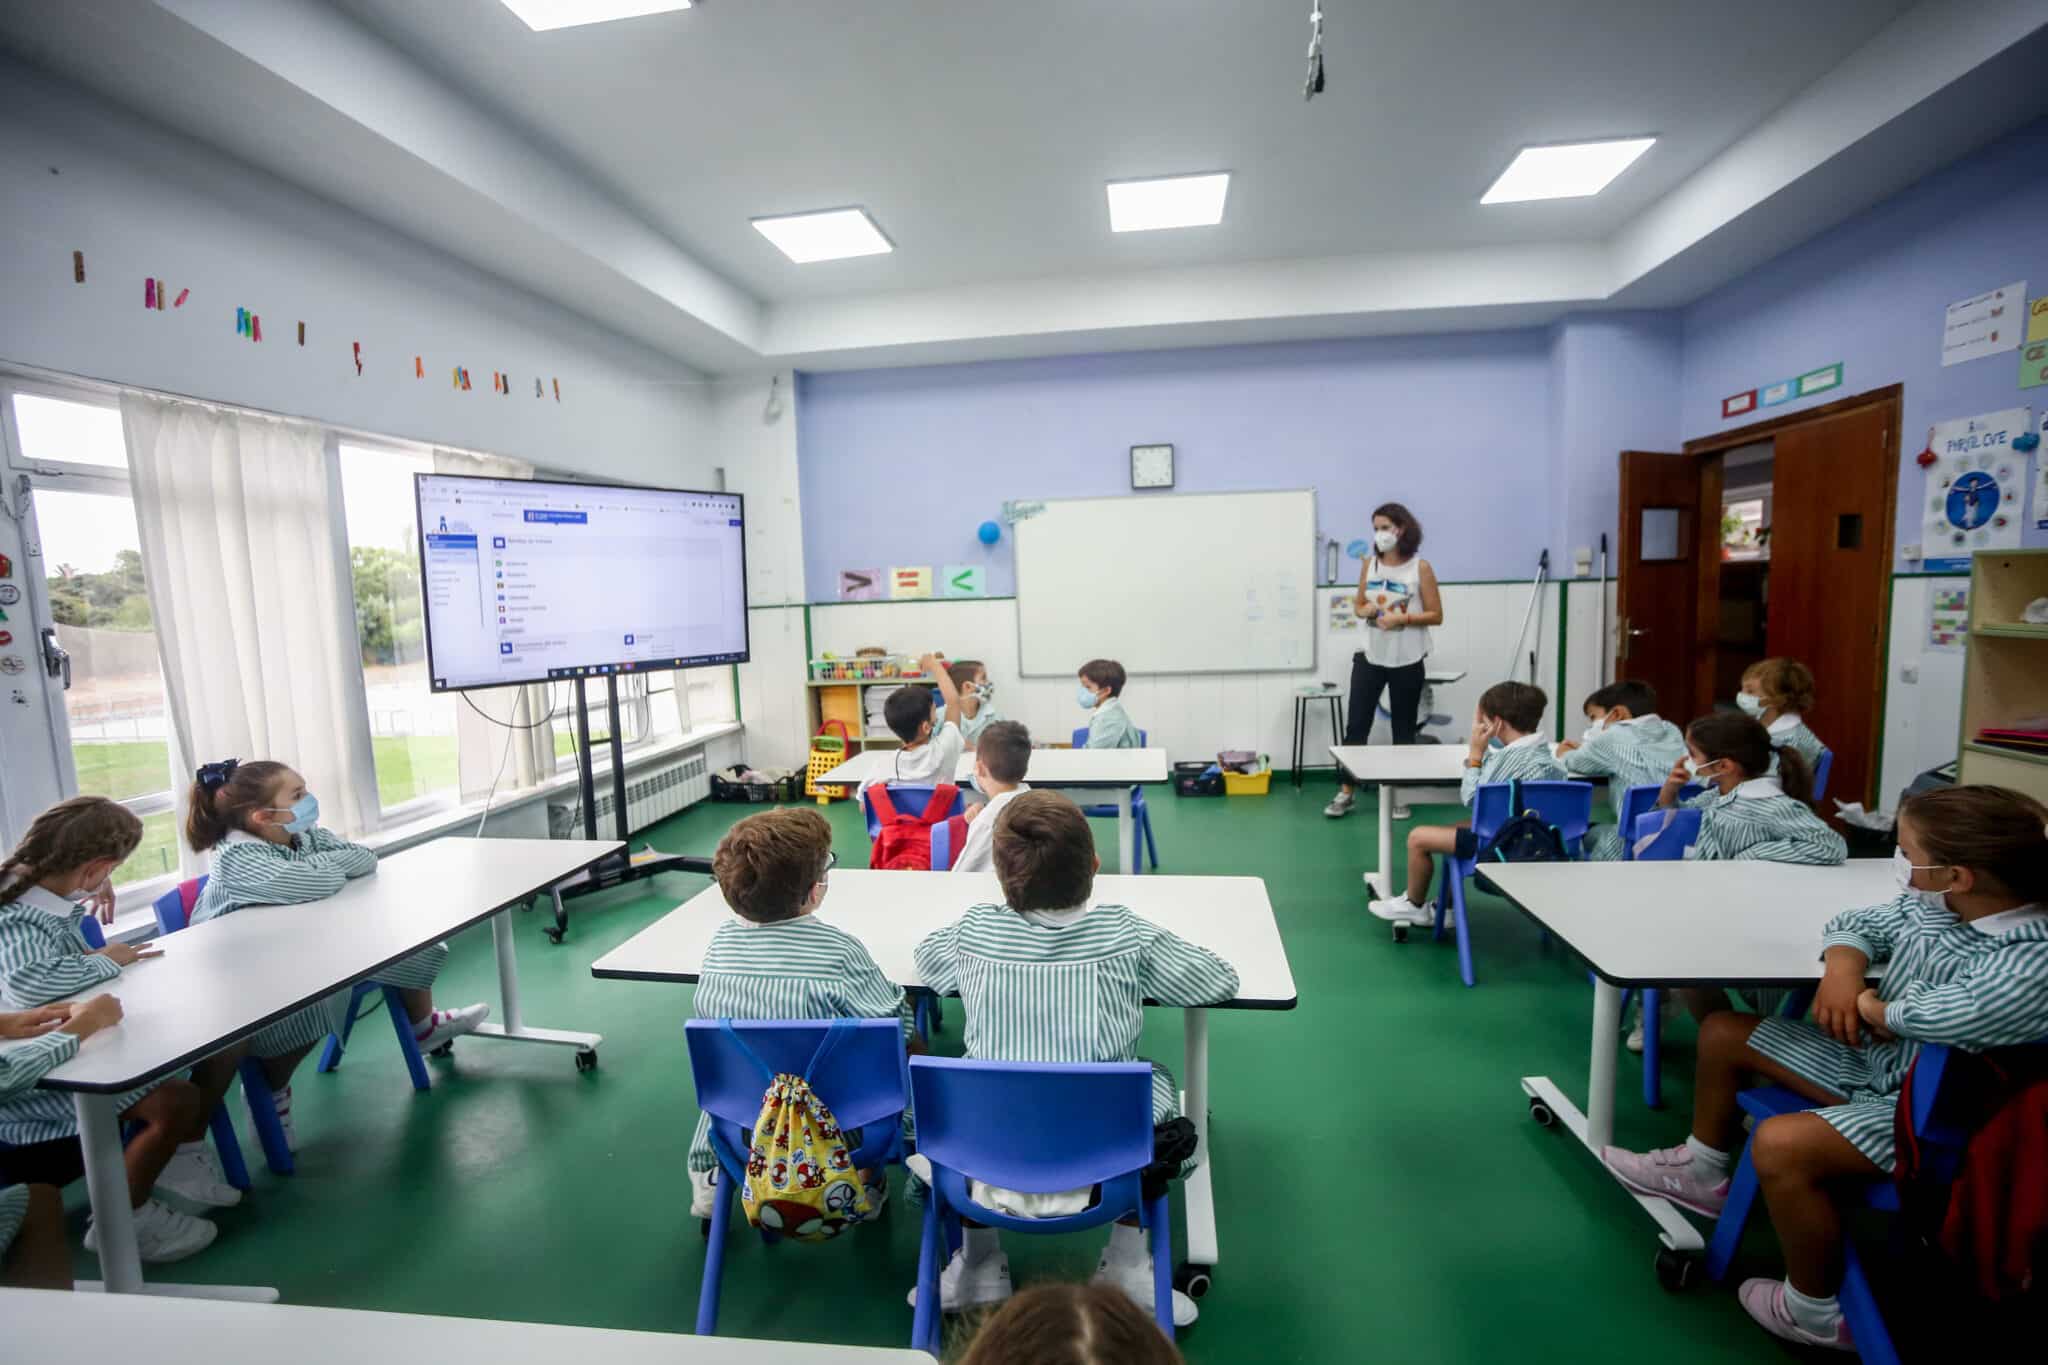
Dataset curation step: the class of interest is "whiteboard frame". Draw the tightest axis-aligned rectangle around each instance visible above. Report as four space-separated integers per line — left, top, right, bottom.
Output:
1011 488 1319 677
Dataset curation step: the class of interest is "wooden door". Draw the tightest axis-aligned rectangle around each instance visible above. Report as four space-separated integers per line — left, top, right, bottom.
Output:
1615 451 1702 720
1765 402 1897 808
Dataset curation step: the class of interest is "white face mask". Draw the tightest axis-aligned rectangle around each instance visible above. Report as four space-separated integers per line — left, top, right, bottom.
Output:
1582 716 1608 741
1892 848 1950 909
1373 528 1399 554
1683 757 1723 782
1734 691 1765 718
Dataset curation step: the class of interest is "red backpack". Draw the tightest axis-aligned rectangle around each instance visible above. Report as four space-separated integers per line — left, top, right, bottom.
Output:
868 784 968 871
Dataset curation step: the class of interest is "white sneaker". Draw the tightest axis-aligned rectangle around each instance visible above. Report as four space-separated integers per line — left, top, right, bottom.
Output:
1600 1143 1731 1218
414 1002 491 1053
1323 790 1355 818
254 1084 298 1154
1625 1017 1645 1054
1093 1252 1198 1328
689 1165 720 1220
905 1248 1013 1311
155 1145 241 1209
86 1198 217 1264
1367 894 1434 926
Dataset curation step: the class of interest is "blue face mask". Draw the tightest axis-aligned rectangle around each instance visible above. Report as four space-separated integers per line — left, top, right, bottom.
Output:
1487 736 1505 751
272 794 320 836
1076 683 1099 710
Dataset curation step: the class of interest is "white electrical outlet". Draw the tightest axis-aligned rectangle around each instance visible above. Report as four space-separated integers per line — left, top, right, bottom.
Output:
1900 665 1919 684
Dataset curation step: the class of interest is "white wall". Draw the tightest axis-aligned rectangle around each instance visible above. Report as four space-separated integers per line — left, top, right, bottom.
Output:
1879 576 1969 810
0 58 712 486
708 372 805 608
735 605 811 772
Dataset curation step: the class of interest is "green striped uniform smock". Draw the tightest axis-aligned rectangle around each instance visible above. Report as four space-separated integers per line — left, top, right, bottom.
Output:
1679 779 1846 865
913 903 1240 1133
1559 715 1688 861
687 914 910 1174
1084 697 1143 749
0 1029 82 1254
1767 713 1826 769
1748 897 2048 1166
193 828 443 1056
1459 733 1567 807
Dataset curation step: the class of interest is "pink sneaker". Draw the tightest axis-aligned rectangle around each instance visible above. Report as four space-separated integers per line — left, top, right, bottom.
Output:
1600 1143 1730 1217
1738 1278 1854 1351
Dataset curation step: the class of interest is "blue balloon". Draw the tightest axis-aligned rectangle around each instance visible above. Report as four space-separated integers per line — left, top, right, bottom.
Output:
977 519 1002 546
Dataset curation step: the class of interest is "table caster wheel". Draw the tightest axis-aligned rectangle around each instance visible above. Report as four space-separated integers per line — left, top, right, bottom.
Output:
1173 1262 1213 1299
700 1217 712 1239
1391 922 1409 943
430 1042 454 1059
1654 1248 1699 1292
575 1049 598 1073
542 926 566 945
1528 1096 1557 1128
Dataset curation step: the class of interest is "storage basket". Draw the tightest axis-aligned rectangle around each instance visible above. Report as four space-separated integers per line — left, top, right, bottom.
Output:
1172 761 1225 797
805 720 853 802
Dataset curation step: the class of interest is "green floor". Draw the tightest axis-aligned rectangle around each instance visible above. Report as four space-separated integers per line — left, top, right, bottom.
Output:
72 784 1789 1361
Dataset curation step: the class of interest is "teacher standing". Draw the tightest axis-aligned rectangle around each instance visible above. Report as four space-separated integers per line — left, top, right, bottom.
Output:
1324 502 1444 818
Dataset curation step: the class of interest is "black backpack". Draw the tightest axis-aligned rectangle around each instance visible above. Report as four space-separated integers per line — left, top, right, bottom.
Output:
1473 779 1570 892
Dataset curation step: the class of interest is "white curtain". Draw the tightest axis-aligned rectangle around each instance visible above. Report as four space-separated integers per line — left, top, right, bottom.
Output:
434 449 557 800
123 395 379 854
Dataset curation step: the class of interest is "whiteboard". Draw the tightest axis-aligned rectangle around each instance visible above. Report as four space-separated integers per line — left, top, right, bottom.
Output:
1012 490 1316 675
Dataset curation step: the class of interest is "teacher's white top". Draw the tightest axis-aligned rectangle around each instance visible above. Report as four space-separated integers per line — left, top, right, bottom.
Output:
37 838 615 1094
1328 743 1470 785
1356 555 1431 668
592 869 1297 1009
819 747 1168 789
1483 859 1898 988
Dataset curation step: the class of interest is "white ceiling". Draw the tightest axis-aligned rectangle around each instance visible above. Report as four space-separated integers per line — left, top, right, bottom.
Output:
1 0 2045 374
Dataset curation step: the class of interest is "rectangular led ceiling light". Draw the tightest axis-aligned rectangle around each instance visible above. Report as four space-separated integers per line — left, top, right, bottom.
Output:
500 2 692 32
751 207 894 264
1106 172 1231 232
1481 138 1654 203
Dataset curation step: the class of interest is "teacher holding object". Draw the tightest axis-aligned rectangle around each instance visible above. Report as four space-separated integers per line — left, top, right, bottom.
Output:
1324 502 1444 818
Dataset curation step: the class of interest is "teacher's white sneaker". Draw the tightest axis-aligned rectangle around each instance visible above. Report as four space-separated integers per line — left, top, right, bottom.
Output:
1323 790 1354 817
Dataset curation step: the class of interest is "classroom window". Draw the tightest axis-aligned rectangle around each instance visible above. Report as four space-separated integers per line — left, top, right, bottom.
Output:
687 666 738 727
1638 506 1683 561
337 442 461 814
1720 497 1767 561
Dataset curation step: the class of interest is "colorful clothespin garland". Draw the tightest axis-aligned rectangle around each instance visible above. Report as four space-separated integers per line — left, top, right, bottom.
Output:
235 307 248 337
298 321 306 347
173 288 189 308
145 278 155 309
553 378 560 402
72 251 85 283
416 356 424 379
352 342 363 376
250 314 262 342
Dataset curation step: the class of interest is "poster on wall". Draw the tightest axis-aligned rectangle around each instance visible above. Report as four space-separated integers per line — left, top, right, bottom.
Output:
838 568 881 602
1329 593 1361 631
2035 411 2048 531
2022 339 2048 391
1920 407 2031 571
1941 281 2026 366
1926 583 1970 653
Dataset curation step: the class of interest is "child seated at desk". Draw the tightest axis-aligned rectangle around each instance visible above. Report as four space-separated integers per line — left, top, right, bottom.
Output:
952 721 1032 874
0 797 225 1262
1554 679 1687 863
1602 785 2048 1352
946 659 1004 746
1369 681 1562 928
1739 656 1827 770
861 653 966 803
2 995 128 1287
187 759 489 1150
688 808 910 1219
912 791 1240 1326
1078 659 1142 749
1654 713 1844 866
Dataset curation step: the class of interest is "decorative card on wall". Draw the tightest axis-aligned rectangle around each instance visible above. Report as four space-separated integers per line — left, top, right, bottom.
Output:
2034 412 2048 531
1941 281 2025 367
839 568 881 602
1926 583 1970 652
940 565 986 599
1920 407 2031 571
889 566 933 600
2022 339 2048 391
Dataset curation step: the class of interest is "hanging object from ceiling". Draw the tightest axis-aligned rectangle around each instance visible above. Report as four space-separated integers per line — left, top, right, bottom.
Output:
1303 2 1325 101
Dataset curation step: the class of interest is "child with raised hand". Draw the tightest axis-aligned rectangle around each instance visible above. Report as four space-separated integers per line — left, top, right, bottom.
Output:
861 653 967 804
951 721 1032 874
913 792 1238 1327
946 659 1004 746
1654 712 1844 866
1077 659 1142 749
1369 681 1562 928
687 808 909 1218
1 994 126 1286
186 759 489 1149
0 796 232 1260
1554 679 1687 862
1739 656 1826 768
1602 785 2048 1352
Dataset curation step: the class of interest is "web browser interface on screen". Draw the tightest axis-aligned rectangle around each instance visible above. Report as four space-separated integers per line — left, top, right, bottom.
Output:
414 474 747 691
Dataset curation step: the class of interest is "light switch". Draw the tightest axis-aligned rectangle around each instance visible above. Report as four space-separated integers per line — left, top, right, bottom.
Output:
1899 665 1919 684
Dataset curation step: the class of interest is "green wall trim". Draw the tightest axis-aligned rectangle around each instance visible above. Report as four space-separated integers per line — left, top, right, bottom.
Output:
1554 582 1570 742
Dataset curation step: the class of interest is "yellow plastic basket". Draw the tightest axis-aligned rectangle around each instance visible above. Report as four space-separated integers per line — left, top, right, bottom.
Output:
805 720 852 803
1222 762 1271 796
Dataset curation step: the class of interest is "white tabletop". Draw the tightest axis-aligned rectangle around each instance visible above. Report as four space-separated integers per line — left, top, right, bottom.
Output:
0 1288 925 1362
591 869 1297 1009
39 837 617 1093
1328 743 1470 783
1483 859 1899 988
818 747 1169 788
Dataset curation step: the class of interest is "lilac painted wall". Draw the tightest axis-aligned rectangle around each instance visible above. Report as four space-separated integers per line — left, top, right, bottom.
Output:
1682 116 2048 568
796 331 1555 599
1550 313 1684 564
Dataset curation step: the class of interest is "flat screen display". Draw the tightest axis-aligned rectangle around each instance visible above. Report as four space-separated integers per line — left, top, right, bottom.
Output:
413 473 748 691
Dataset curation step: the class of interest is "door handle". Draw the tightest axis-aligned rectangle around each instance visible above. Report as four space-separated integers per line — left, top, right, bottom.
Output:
39 627 70 690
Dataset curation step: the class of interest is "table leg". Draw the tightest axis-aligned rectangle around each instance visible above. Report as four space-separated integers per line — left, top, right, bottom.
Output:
77 1092 141 1294
1114 789 1134 876
1586 978 1621 1150
1181 1007 1217 1268
471 906 603 1061
1366 782 1395 898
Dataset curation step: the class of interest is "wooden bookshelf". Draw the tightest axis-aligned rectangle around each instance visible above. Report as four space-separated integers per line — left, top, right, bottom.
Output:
1956 549 2048 801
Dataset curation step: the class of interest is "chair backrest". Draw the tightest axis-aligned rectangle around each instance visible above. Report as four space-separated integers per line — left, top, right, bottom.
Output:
910 1056 1155 1194
929 820 954 871
1630 807 1702 861
150 876 207 936
685 1018 909 1135
1067 728 1148 748
860 784 966 840
77 916 106 950
1812 748 1834 803
1616 783 1704 860
1470 780 1595 847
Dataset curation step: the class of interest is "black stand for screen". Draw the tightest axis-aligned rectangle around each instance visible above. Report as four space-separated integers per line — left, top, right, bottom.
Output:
541 674 711 944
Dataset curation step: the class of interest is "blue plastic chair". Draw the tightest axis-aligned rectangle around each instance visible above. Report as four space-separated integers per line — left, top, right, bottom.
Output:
1812 748 1834 803
909 1057 1171 1353
860 784 968 848
1702 1042 1997 1363
1608 805 1703 1109
1433 780 1593 988
150 879 297 1176
1069 728 1159 875
79 910 251 1191
1615 783 1703 861
685 1019 911 1337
